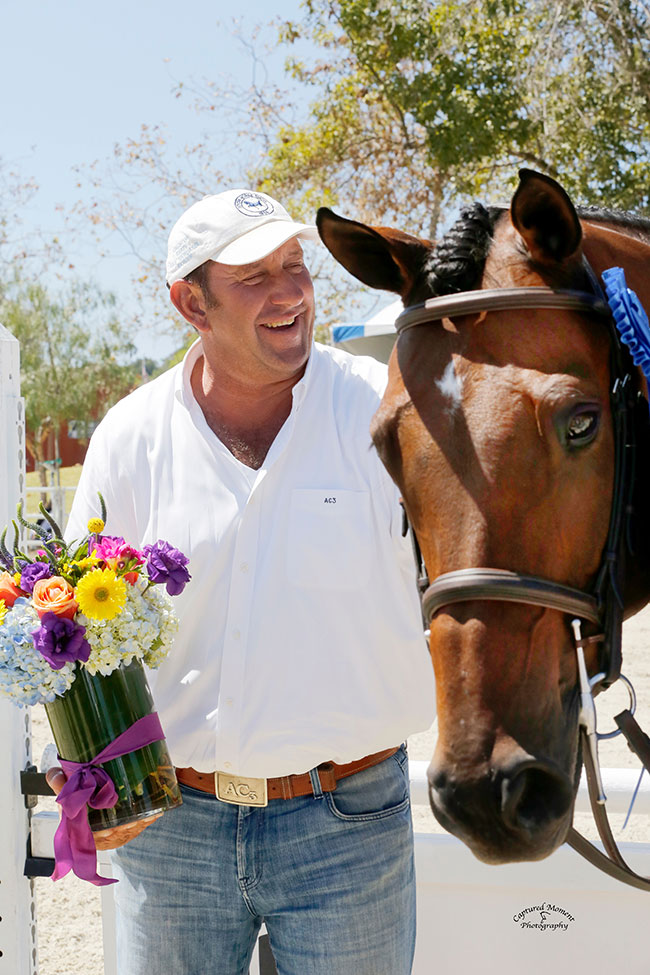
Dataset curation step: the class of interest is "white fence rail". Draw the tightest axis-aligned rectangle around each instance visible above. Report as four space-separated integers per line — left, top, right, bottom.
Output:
27 763 650 975
0 323 37 975
413 832 650 975
22 485 76 552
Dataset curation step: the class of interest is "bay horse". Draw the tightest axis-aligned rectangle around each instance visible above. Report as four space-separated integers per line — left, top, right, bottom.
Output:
316 170 650 870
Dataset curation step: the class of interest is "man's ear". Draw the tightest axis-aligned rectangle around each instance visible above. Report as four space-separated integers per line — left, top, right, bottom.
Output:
169 280 210 332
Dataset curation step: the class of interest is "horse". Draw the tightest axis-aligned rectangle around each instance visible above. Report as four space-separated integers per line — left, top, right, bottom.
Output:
316 169 650 870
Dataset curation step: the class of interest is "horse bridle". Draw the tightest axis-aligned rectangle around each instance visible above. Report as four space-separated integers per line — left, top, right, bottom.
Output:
395 278 650 891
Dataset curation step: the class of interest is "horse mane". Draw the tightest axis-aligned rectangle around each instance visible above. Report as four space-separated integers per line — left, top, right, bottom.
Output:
422 201 650 297
422 203 499 297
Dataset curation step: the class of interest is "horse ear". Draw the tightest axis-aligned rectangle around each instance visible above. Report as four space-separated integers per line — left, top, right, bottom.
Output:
316 207 431 299
511 169 582 265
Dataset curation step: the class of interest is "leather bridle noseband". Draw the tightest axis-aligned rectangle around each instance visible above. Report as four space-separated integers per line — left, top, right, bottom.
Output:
395 280 650 890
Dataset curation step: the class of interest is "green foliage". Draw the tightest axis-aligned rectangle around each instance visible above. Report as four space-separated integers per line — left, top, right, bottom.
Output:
68 2 650 334
261 0 650 237
0 275 138 469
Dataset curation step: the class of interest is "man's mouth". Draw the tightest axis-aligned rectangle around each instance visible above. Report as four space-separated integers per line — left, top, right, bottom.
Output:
260 316 297 330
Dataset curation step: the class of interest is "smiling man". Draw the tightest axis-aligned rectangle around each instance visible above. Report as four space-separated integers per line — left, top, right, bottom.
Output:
62 188 435 975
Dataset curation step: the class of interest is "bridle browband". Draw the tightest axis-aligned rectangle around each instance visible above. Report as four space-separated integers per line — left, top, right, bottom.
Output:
395 280 650 891
395 285 608 331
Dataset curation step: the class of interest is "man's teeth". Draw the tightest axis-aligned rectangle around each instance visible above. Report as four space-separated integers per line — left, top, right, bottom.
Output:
262 317 296 328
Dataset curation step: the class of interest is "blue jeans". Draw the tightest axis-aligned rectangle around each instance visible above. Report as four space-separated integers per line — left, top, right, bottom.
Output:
111 745 416 975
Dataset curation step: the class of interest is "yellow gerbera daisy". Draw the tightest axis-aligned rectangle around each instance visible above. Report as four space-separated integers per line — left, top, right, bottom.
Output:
0 599 6 625
75 568 127 621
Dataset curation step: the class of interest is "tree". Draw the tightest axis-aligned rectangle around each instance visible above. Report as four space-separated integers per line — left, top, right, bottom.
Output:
69 2 650 334
0 275 138 482
0 158 60 274
262 0 650 231
262 0 538 237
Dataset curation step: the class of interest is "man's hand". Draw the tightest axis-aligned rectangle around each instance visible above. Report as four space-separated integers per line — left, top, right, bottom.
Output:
45 767 163 850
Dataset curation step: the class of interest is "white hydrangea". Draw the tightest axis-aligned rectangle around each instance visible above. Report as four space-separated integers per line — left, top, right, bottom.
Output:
78 581 178 677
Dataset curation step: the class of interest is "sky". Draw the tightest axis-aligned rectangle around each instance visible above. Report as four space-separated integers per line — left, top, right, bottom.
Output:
2 0 315 360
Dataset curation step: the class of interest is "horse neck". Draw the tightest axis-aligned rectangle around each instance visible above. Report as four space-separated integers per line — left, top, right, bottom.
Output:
583 220 650 309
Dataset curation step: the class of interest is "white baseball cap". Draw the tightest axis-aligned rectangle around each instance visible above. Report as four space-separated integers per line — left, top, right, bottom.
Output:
166 188 320 285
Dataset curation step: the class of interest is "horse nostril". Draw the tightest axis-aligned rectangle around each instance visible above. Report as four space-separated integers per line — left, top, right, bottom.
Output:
500 764 573 834
428 766 446 791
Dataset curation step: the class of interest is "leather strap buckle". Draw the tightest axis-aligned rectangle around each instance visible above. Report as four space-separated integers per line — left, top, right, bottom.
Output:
215 772 268 807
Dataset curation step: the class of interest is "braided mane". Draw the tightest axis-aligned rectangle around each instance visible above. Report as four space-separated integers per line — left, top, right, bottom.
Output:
419 201 650 298
422 203 499 297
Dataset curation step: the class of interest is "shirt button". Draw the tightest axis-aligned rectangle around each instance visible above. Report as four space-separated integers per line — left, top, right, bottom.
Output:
240 562 249 573
223 761 232 769
226 698 234 707
233 628 241 641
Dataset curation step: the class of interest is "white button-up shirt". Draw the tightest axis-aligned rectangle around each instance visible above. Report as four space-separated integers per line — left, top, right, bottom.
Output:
66 340 435 777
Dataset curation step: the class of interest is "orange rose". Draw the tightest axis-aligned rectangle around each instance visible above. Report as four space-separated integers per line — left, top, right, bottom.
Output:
32 576 78 620
0 570 25 607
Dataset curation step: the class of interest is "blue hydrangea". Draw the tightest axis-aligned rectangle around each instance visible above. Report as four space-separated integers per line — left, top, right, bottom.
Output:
0 583 178 706
0 598 76 707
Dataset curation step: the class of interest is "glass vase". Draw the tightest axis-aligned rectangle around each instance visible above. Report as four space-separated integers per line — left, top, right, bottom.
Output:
44 658 182 831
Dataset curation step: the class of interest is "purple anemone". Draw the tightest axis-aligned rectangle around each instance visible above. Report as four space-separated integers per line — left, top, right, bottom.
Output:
32 612 91 670
143 541 191 596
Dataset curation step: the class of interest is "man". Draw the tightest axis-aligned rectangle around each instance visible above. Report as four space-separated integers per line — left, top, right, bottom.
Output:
57 188 435 974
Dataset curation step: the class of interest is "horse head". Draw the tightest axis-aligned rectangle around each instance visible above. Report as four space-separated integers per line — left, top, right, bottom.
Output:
317 170 650 863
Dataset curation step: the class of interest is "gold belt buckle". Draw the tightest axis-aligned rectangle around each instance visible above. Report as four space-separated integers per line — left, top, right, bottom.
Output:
215 771 268 807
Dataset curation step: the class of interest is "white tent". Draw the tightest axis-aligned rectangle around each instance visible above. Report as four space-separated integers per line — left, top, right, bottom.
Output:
330 298 403 363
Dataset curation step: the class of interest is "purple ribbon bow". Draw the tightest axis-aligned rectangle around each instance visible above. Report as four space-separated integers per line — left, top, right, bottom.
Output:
52 712 165 887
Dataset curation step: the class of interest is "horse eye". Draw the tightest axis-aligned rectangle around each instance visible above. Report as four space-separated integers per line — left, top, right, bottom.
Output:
566 409 599 444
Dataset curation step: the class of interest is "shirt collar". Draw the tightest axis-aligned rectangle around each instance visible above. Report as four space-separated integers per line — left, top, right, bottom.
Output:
176 338 203 408
291 342 317 409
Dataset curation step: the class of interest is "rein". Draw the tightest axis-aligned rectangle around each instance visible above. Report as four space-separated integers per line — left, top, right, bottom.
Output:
395 282 650 891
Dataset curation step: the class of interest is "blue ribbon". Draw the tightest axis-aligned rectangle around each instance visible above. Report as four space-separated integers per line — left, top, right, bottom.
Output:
602 266 650 386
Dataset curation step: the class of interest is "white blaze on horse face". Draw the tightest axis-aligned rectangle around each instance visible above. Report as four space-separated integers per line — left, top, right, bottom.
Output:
435 360 463 413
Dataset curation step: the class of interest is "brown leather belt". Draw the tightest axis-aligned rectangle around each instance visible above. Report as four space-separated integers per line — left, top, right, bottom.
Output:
175 746 400 805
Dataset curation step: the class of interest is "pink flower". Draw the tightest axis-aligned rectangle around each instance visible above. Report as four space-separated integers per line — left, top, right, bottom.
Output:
92 536 144 574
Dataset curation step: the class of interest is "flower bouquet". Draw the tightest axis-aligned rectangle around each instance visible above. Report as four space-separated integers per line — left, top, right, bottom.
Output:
0 495 190 886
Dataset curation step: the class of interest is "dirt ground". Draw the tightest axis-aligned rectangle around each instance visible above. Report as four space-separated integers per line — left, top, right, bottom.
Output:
31 606 650 975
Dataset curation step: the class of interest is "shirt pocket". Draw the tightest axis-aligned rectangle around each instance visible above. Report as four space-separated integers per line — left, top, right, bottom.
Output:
286 489 372 590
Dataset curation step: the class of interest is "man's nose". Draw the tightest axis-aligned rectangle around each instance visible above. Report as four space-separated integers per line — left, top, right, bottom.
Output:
269 272 305 305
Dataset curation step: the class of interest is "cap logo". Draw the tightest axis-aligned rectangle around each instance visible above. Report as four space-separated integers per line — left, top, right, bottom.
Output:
234 192 274 217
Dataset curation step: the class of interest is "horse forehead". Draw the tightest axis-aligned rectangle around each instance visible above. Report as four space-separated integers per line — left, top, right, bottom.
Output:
434 359 463 408
395 313 609 395
379 296 612 445
460 318 614 414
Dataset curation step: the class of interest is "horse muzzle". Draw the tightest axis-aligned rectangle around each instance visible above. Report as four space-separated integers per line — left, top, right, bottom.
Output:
427 749 575 863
